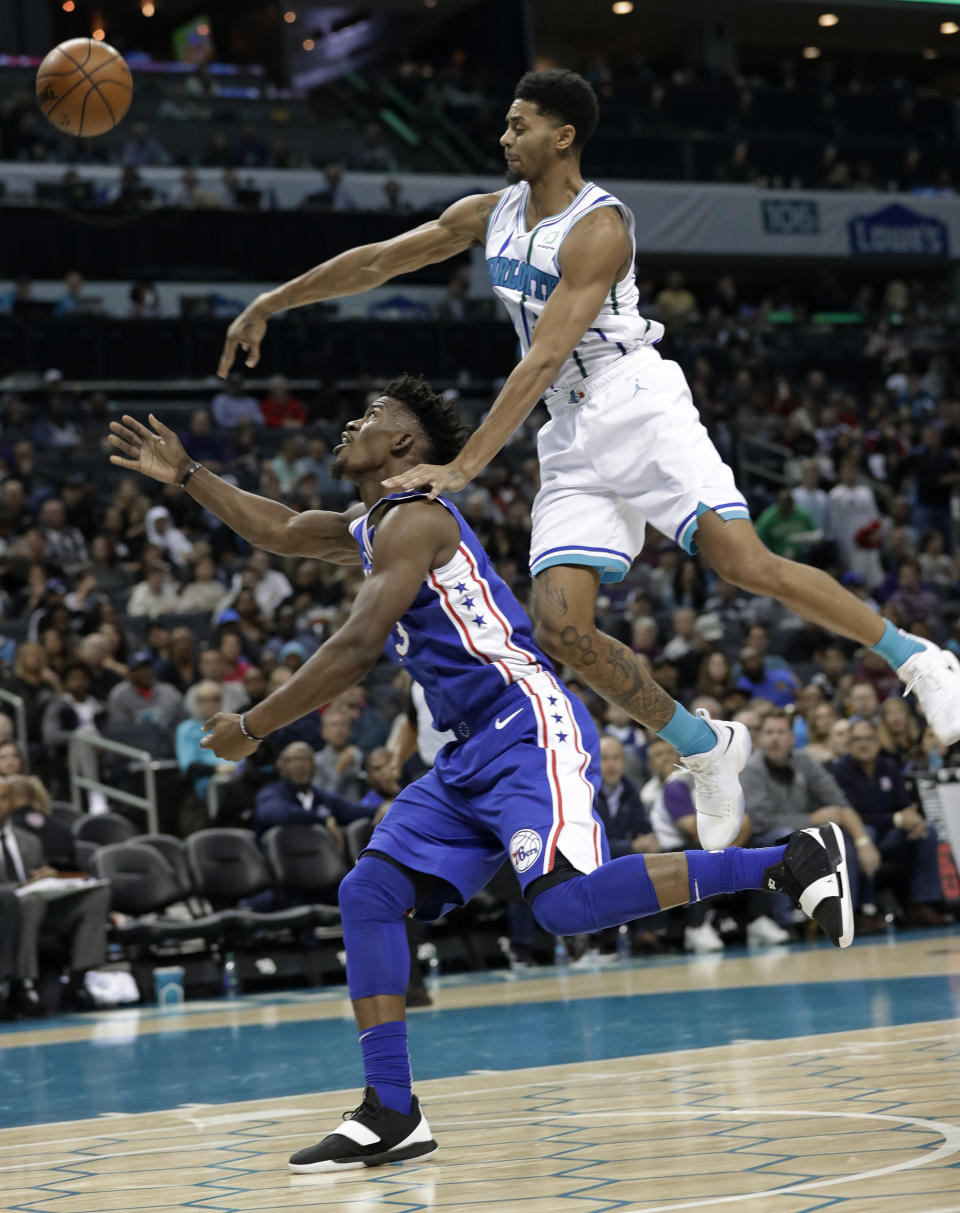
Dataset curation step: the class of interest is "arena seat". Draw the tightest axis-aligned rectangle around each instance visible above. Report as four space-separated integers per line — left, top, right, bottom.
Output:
136 834 192 894
50 801 81 827
261 824 348 908
184 828 320 933
343 818 376 867
92 841 229 948
72 811 140 848
93 841 189 915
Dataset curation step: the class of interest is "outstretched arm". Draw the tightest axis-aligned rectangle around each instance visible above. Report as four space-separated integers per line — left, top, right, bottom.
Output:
383 206 631 498
108 413 363 563
201 501 459 759
217 190 502 376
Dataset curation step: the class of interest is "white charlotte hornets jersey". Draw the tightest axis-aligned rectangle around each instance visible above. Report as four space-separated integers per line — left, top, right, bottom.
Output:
485 181 663 388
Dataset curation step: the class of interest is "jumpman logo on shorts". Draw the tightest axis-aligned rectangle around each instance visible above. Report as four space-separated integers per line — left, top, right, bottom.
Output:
633 380 646 396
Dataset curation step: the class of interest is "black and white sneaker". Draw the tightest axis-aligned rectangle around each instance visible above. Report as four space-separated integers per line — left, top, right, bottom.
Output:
288 1086 437 1173
762 822 854 949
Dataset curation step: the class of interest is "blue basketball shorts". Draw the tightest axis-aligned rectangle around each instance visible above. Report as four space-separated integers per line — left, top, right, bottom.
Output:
362 671 608 919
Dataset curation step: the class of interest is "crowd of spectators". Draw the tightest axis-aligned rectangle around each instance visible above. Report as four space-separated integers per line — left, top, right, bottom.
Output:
4 38 960 191
0 260 958 1000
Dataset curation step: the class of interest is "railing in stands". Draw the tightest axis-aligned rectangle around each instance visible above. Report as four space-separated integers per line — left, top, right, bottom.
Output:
68 734 177 834
736 431 793 490
0 688 27 754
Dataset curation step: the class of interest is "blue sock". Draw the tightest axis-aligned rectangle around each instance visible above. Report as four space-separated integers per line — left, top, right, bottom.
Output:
359 1021 412 1115
656 702 716 757
686 846 786 902
871 619 924 671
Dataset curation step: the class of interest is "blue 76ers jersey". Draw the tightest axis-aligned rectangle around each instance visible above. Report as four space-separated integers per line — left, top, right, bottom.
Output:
348 492 553 733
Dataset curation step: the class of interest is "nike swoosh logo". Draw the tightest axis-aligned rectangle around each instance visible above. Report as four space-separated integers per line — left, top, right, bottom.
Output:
495 708 524 730
722 726 735 754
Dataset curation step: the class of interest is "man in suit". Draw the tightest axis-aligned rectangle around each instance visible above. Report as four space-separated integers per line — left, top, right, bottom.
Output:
254 741 371 842
0 886 19 1017
0 777 110 1013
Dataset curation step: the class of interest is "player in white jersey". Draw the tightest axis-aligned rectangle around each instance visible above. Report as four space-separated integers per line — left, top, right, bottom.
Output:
218 69 960 847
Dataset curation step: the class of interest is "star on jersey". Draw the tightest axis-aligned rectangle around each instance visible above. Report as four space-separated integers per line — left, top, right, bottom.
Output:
552 713 563 723
556 732 568 743
462 596 476 609
548 696 557 706
454 583 468 594
473 615 486 627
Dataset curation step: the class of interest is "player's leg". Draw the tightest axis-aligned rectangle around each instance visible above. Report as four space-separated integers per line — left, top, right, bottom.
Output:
695 512 960 745
531 563 749 848
529 824 854 949
289 771 501 1173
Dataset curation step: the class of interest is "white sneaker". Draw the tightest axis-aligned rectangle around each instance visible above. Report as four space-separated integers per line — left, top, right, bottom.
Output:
746 914 791 947
679 710 752 850
684 920 725 953
897 635 960 746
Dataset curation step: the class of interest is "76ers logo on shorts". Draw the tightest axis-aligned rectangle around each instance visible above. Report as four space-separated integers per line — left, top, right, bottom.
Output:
509 829 542 874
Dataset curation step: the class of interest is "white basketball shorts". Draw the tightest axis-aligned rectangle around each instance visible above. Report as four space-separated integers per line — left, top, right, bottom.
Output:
529 345 749 584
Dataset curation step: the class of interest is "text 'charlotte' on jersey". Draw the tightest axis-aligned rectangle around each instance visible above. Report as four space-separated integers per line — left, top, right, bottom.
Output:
484 181 664 386
348 492 553 733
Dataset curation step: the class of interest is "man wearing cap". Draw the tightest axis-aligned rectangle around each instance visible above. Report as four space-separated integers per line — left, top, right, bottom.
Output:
106 653 184 736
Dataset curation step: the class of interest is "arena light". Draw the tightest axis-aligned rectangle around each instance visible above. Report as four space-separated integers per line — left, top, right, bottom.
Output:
92 27 106 40
283 10 296 22
141 1 155 15
818 12 839 26
802 45 822 58
302 37 315 50
61 1 75 11
612 1 634 13
941 19 959 32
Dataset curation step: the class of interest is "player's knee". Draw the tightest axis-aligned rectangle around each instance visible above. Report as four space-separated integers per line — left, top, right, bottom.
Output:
530 878 596 936
337 857 404 925
710 536 780 594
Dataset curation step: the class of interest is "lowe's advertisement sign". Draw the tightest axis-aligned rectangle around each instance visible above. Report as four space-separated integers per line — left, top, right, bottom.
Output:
848 204 950 257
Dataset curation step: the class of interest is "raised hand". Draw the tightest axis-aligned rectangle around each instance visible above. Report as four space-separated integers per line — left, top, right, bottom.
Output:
218 304 268 377
108 413 192 485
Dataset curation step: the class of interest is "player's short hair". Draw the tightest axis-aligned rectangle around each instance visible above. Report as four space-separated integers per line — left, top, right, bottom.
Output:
383 374 469 465
514 69 599 149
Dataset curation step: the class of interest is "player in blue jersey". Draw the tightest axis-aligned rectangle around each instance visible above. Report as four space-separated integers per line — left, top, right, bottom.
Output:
110 377 852 1172
217 69 960 852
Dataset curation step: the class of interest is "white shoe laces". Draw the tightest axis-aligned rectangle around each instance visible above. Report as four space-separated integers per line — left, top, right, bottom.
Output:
676 758 724 816
902 662 941 702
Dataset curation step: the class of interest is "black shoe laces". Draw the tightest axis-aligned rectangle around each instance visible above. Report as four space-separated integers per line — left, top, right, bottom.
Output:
342 1095 380 1123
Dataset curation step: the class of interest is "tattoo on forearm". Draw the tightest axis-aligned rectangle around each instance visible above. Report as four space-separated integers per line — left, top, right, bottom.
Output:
556 623 674 729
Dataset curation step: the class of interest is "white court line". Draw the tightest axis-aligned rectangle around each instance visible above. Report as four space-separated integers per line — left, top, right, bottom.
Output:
1 1026 957 1164
605 1108 960 1213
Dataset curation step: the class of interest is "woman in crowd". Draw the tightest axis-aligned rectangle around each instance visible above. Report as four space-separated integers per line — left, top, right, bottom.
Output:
3 642 60 750
695 651 733 702
801 702 838 763
877 695 924 764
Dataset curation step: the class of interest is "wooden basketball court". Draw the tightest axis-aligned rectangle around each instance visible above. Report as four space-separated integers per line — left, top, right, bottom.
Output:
1 930 958 1212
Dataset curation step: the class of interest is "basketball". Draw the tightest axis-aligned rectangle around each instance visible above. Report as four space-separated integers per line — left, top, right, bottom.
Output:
35 37 132 138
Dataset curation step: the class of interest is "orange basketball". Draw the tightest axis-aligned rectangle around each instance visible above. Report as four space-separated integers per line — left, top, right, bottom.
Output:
35 38 133 138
